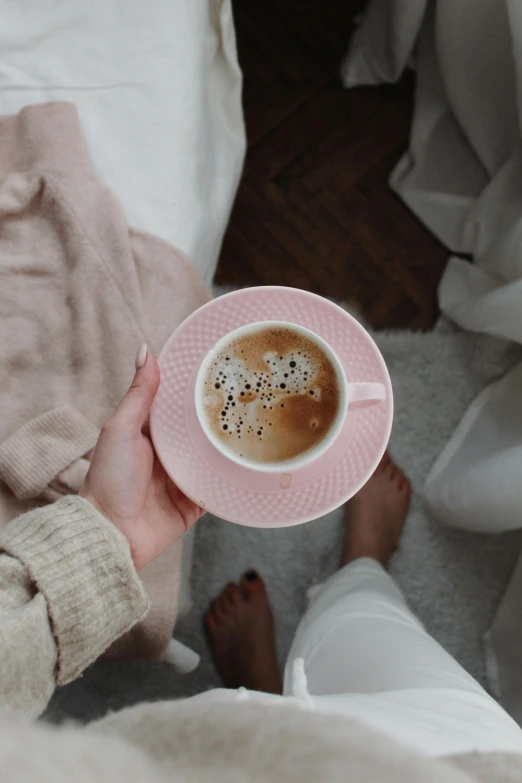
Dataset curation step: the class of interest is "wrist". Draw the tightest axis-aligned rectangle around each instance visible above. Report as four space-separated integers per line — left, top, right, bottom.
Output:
0 496 149 683
78 486 111 525
78 488 139 567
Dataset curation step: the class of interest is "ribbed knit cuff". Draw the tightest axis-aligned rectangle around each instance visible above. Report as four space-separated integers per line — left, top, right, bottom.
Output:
0 405 99 499
0 496 149 684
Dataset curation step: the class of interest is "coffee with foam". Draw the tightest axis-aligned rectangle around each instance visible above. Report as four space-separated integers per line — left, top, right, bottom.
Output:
201 325 340 464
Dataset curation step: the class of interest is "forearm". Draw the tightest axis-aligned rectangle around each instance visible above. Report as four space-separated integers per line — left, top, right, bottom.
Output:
0 496 149 716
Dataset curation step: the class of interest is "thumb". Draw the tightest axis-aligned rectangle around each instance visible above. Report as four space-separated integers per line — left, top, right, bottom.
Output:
111 344 160 431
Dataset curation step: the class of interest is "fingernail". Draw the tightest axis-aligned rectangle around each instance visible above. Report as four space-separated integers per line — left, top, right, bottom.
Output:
245 570 258 582
135 342 147 370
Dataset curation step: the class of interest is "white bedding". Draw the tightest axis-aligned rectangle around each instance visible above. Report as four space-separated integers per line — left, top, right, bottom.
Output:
0 0 245 284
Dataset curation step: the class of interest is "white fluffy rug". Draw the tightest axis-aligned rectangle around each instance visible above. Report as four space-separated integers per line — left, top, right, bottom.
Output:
175 298 522 692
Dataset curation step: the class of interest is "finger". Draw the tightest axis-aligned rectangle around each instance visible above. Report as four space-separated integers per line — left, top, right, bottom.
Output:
163 470 206 526
111 344 160 432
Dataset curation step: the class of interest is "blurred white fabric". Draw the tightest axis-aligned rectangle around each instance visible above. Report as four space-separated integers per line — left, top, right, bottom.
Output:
163 638 201 674
0 0 245 284
343 0 522 536
342 0 522 724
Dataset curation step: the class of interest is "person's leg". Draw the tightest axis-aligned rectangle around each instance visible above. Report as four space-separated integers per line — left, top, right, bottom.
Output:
204 453 483 700
204 453 413 696
204 452 409 697
204 454 522 756
204 569 282 694
283 454 487 698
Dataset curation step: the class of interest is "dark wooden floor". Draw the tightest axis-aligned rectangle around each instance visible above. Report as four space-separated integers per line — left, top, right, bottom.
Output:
215 0 448 330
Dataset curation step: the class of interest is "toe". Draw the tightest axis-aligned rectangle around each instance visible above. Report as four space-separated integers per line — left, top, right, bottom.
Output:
205 601 219 631
218 593 232 613
210 598 222 620
386 460 407 489
240 569 266 599
396 472 409 494
393 466 404 485
212 583 242 615
401 476 412 497
204 610 216 633
384 461 395 480
224 583 241 608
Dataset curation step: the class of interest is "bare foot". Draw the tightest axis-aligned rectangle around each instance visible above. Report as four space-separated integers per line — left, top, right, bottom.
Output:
341 452 411 568
204 571 283 694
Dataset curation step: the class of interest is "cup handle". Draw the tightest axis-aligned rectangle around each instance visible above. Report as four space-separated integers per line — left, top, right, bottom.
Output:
347 382 386 410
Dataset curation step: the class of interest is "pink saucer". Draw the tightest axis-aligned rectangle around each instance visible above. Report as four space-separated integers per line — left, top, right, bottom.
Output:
150 287 393 527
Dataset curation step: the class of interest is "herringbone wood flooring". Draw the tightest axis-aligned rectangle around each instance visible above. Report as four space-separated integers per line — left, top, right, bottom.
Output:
215 0 448 330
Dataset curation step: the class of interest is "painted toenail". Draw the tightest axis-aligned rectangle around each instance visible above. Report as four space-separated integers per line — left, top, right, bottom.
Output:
245 570 258 582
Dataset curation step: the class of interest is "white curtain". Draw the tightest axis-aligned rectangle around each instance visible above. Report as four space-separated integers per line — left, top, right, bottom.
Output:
342 0 522 533
342 0 522 718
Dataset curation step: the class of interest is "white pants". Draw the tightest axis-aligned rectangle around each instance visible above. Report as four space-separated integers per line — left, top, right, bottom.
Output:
280 558 522 757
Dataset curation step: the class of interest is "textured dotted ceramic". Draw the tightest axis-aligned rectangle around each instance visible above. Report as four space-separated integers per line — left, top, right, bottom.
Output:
150 287 393 527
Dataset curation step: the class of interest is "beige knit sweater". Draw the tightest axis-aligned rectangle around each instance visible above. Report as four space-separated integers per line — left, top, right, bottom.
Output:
0 496 521 783
0 102 211 661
